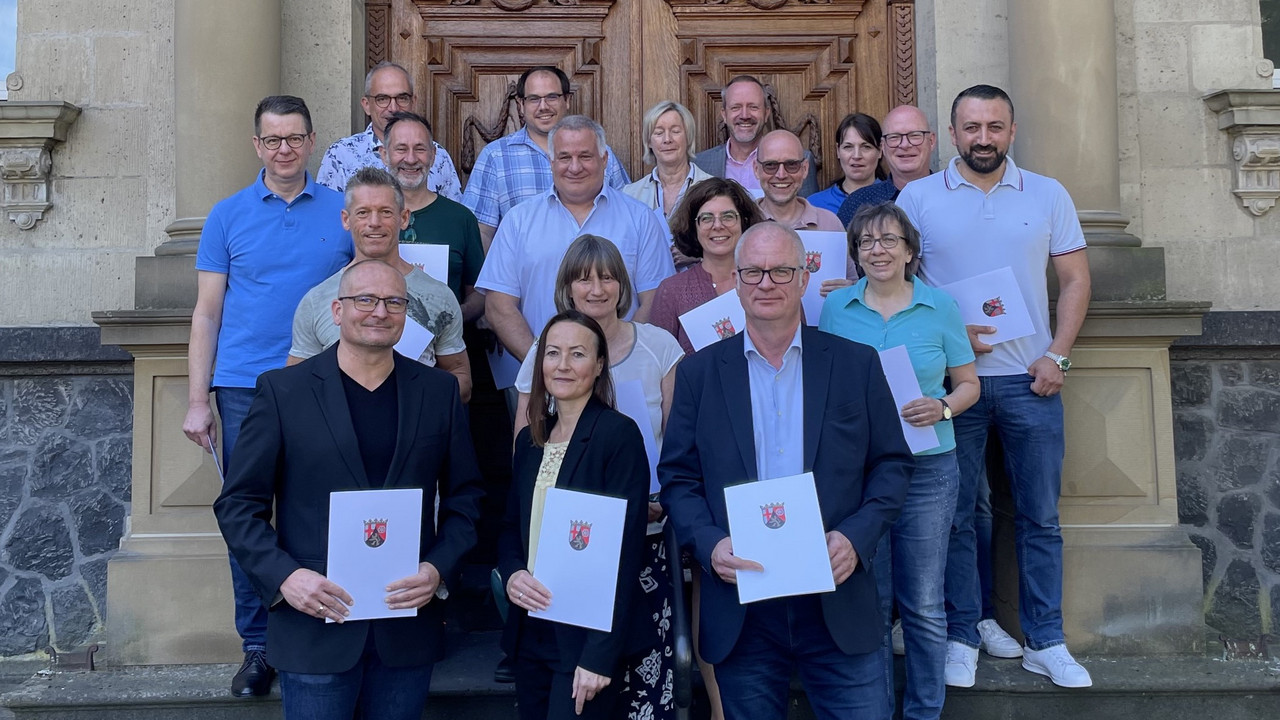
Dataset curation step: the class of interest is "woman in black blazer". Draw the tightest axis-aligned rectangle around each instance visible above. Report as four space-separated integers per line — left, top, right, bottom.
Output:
498 309 651 720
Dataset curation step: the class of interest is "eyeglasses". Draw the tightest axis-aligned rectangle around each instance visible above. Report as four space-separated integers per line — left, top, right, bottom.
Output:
757 159 805 175
695 211 740 228
366 93 414 109
338 295 410 314
257 134 308 150
882 131 931 148
521 93 564 106
737 266 800 285
856 234 903 251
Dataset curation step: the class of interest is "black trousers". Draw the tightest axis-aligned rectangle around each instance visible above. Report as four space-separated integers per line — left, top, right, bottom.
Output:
514 618 622 720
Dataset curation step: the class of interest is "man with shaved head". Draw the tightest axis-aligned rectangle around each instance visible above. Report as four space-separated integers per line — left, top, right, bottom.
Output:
837 105 938 226
754 130 843 232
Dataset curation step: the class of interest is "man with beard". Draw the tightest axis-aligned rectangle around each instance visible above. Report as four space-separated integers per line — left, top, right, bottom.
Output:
379 112 485 323
462 66 630 250
897 84 1092 689
837 105 938 226
318 62 464 200
694 75 818 197
290 167 472 402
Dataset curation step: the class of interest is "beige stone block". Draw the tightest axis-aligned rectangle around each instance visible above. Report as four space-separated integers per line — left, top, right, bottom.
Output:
34 177 148 250
92 34 148 106
0 250 135 325
14 35 91 105
19 0 149 35
1189 24 1268 93
1160 237 1280 309
1139 167 1254 241
1131 23 1189 93
1132 0 1259 24
1134 94 1218 168
282 0 360 175
58 107 147 178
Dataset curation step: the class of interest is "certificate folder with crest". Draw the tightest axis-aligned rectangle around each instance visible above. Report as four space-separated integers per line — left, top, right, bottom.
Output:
529 487 628 632
724 472 835 604
326 488 423 622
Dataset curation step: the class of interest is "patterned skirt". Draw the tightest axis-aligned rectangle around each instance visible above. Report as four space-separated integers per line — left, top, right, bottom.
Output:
620 532 676 720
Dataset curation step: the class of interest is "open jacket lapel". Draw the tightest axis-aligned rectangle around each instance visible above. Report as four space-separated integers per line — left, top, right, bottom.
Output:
801 327 830 471
311 345 369 488
720 336 758 482
383 354 423 487
555 398 605 490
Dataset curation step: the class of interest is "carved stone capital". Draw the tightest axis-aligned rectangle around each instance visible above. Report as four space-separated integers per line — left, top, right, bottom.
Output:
1204 89 1280 217
0 101 81 230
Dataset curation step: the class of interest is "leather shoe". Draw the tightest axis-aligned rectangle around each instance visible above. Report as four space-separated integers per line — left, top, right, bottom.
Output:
493 653 516 684
231 649 274 697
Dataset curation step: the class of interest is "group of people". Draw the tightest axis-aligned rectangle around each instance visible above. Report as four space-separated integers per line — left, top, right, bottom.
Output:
186 58 1092 720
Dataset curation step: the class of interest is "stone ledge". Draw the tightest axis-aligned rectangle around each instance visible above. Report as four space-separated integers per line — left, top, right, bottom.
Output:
1173 310 1280 348
0 327 131 364
0 101 80 229
1204 90 1280 216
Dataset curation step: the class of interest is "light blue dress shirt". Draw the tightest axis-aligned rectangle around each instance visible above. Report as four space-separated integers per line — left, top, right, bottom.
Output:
743 325 805 481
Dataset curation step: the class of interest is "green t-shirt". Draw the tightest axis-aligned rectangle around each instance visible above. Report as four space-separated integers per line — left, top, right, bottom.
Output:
401 195 483 303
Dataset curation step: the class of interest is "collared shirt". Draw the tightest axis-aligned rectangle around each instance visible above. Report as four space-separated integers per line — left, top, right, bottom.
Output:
758 196 844 232
316 124 463 200
818 277 974 454
475 183 675 341
195 171 353 388
622 162 714 217
743 324 805 481
724 143 761 191
460 126 632 227
837 178 899 227
897 156 1086 376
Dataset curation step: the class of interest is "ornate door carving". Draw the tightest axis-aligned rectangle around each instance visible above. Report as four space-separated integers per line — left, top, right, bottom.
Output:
366 0 915 186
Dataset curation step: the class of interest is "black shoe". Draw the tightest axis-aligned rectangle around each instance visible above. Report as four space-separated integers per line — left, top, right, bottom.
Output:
230 649 274 697
493 654 516 684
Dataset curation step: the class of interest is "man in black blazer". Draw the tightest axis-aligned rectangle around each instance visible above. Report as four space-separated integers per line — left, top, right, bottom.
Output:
659 222 913 719
214 256 483 720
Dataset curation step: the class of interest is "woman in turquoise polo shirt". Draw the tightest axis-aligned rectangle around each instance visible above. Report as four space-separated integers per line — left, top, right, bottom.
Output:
818 201 979 720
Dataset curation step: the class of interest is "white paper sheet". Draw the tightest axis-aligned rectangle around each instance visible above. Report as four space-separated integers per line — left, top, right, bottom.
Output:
796 230 849 326
876 345 941 454
614 379 660 493
394 316 435 365
678 288 746 351
530 487 628 631
398 244 450 284
487 347 522 390
723 472 835 604
326 488 423 622
936 267 1035 345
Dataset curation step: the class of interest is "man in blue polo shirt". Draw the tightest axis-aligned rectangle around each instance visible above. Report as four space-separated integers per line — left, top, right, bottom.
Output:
183 95 353 698
897 84 1092 690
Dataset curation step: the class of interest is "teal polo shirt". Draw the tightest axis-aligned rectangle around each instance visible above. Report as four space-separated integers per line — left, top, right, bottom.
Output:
195 170 353 388
819 277 974 454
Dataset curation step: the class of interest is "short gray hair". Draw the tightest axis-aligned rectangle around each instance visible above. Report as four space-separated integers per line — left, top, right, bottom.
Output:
641 101 697 165
364 62 413 96
549 115 607 157
735 221 806 268
345 166 405 213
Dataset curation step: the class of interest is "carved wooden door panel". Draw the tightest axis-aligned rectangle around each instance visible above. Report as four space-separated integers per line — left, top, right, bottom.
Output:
366 0 915 187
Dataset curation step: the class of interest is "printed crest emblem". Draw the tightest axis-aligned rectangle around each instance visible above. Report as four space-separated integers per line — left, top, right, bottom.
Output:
364 518 387 548
982 297 1006 317
713 317 736 340
805 250 822 273
760 502 786 529
569 520 592 551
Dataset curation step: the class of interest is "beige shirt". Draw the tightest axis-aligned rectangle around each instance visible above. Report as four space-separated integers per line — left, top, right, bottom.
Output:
527 440 569 573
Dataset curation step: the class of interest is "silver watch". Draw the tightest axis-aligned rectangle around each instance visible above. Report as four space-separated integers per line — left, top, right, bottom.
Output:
1044 351 1071 373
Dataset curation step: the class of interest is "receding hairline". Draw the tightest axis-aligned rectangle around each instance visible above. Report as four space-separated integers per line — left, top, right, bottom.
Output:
338 259 404 295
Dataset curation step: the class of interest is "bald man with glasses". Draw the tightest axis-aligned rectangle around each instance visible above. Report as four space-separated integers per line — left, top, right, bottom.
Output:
837 105 938 227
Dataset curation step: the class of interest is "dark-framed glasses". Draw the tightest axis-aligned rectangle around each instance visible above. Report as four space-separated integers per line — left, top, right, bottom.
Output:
338 295 410 314
367 93 414 108
737 266 800 285
882 131 931 148
695 211 740 228
757 159 805 174
521 92 564 106
257 134 308 150
856 234 903 251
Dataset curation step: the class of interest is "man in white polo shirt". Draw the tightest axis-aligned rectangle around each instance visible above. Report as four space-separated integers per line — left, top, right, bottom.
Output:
477 114 674 363
897 84 1092 689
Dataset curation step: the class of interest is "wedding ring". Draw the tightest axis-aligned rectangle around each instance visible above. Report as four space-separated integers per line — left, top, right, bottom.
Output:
518 592 525 600
317 605 325 614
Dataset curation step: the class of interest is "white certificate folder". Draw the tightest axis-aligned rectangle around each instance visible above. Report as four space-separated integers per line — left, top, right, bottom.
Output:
724 472 836 604
326 488 423 622
530 487 628 632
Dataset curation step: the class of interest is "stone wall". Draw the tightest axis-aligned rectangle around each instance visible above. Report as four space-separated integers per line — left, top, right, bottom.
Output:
0 328 133 657
1172 312 1280 641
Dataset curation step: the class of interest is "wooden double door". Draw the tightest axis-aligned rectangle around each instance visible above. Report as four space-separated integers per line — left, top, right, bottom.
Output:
366 0 916 187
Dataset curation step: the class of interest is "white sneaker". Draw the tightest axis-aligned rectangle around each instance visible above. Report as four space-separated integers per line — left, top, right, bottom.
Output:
977 619 1024 658
891 619 905 656
1021 644 1093 688
943 640 978 688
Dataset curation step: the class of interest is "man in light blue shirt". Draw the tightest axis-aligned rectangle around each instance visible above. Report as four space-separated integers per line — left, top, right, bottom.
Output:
477 115 673 363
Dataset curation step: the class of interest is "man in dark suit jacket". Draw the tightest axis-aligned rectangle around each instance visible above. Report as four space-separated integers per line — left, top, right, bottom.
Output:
215 257 483 720
693 75 819 197
659 222 913 719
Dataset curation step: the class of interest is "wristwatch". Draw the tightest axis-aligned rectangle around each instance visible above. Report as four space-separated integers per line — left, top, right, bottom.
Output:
1044 351 1071 373
939 398 953 421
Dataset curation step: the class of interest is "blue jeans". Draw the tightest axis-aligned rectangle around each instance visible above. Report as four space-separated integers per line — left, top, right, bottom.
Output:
716 595 888 720
214 386 269 653
279 641 434 720
875 451 957 720
944 374 1066 651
